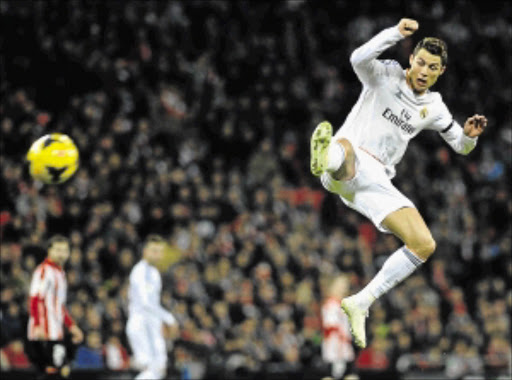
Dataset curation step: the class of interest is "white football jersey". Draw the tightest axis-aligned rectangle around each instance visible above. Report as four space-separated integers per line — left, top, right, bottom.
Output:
128 260 176 325
334 26 477 178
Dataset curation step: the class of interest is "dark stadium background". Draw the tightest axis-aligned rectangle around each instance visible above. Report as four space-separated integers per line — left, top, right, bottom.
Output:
1 0 510 379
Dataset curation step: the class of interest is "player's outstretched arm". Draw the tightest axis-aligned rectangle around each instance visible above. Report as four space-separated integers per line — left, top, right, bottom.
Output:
350 19 415 86
463 114 488 138
439 114 487 155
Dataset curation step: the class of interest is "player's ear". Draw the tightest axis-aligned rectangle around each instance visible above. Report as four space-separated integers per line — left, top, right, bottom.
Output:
439 66 446 76
409 54 414 67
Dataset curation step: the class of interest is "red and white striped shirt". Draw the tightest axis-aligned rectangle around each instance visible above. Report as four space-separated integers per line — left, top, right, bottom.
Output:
27 259 74 341
321 296 355 363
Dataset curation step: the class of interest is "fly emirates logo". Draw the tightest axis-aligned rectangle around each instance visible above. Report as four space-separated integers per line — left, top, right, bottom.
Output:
382 107 415 134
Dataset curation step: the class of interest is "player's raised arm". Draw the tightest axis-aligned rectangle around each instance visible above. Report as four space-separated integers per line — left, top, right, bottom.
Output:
350 19 417 86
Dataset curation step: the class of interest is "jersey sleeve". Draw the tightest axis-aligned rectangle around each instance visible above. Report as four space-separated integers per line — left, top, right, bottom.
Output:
431 99 478 155
63 306 75 328
29 266 49 297
29 266 49 326
350 26 405 87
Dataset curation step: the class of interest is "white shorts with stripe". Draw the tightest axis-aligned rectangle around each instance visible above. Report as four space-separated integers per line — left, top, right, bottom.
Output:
321 146 415 233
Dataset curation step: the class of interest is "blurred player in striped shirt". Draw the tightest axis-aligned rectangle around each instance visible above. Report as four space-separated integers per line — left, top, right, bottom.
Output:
321 275 357 380
126 234 178 380
26 235 84 379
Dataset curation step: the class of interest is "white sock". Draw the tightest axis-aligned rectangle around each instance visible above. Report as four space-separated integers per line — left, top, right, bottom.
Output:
355 246 424 310
326 142 345 172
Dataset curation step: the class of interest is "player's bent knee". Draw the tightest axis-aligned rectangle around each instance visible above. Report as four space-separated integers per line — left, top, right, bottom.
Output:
423 237 436 257
410 237 436 260
337 138 355 159
332 138 356 181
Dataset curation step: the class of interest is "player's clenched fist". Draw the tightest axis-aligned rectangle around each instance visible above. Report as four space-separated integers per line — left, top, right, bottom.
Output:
398 18 419 37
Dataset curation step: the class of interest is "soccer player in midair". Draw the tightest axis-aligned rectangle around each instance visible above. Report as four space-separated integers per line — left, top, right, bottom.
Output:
310 18 487 348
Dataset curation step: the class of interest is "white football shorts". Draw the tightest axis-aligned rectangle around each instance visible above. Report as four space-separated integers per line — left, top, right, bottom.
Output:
321 146 415 233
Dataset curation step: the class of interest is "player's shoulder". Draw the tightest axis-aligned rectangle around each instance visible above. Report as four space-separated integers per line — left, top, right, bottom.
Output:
380 59 404 77
130 260 145 276
34 261 51 274
428 90 443 102
31 263 43 277
32 261 58 283
426 90 450 111
381 59 402 68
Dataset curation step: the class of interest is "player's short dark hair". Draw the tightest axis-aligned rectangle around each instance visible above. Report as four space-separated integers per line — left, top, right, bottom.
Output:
413 37 448 66
47 234 70 250
143 234 165 247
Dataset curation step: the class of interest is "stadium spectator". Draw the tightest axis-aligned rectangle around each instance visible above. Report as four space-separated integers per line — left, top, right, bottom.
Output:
73 331 104 370
0 340 31 370
103 336 130 371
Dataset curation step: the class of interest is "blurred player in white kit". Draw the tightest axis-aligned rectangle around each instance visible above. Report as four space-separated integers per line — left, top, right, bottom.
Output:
310 18 487 348
126 234 178 379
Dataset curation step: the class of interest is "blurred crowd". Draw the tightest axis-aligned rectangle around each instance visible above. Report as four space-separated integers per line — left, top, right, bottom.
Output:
1 0 511 378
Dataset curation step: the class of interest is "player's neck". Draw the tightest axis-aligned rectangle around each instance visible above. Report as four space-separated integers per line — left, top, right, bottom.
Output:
45 257 63 269
142 258 156 267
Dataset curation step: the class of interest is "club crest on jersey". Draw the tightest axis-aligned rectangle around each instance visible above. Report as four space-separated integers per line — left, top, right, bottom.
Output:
420 107 428 119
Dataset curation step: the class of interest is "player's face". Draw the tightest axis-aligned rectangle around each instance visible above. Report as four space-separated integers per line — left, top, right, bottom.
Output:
48 242 70 265
143 242 164 265
408 48 445 94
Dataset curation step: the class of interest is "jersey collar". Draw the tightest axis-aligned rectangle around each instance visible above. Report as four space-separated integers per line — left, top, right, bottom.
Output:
44 258 63 270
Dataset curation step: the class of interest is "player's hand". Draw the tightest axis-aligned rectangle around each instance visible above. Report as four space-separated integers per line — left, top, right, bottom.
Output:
163 323 179 339
69 325 84 344
32 326 46 340
398 19 419 37
463 114 488 138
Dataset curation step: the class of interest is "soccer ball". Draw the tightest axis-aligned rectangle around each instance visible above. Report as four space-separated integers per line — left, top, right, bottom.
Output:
27 133 79 184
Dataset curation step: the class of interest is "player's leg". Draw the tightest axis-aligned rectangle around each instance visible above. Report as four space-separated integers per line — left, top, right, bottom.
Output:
310 121 356 181
381 207 436 260
352 207 435 303
126 318 152 375
24 340 49 379
134 322 167 380
342 207 435 348
148 323 168 379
